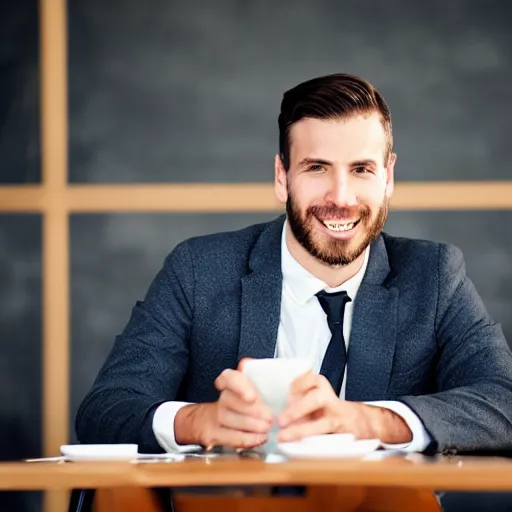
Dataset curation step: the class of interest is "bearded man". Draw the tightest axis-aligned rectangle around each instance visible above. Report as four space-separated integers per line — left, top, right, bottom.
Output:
76 73 512 457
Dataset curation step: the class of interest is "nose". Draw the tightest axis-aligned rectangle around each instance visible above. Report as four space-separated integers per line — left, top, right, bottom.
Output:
326 174 358 207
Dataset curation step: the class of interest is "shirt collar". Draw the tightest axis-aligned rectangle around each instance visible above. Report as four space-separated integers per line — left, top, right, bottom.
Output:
281 219 370 305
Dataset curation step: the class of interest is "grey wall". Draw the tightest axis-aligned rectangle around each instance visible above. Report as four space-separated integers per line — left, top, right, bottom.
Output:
0 216 42 512
0 0 40 184
0 1 42 510
68 0 512 183
1 1 512 511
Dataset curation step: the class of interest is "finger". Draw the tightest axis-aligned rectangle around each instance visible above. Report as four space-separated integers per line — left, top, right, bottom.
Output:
217 407 272 433
214 369 258 402
289 371 322 396
220 389 274 422
278 416 343 443
279 388 334 427
206 428 268 449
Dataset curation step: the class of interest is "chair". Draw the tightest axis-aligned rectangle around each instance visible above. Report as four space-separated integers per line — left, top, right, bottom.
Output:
69 486 441 512
68 489 95 512
68 487 174 512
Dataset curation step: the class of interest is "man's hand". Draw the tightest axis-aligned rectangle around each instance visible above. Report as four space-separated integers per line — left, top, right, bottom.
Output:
174 367 273 448
277 372 412 444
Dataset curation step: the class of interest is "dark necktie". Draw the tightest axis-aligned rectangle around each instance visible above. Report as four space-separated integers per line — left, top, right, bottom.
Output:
316 290 352 396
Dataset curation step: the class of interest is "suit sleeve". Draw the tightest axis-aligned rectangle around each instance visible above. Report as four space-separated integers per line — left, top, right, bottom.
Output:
75 241 195 453
399 244 512 453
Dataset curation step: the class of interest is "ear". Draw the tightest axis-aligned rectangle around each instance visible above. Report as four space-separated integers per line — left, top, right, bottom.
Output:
384 152 397 199
274 154 288 204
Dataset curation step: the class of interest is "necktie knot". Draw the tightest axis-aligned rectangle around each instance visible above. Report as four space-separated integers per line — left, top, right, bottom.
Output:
316 290 352 329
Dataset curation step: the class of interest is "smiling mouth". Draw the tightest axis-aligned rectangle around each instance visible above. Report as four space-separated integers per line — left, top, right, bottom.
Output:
322 219 361 232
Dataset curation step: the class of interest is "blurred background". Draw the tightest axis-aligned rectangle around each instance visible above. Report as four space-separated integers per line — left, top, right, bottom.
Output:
1 1 511 511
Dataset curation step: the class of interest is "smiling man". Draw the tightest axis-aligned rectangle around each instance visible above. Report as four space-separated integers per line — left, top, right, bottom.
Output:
76 73 512 456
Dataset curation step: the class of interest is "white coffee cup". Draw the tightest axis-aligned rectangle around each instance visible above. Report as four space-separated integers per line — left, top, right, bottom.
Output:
242 358 311 416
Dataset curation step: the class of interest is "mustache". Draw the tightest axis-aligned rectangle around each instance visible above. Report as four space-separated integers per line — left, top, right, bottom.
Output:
306 204 371 221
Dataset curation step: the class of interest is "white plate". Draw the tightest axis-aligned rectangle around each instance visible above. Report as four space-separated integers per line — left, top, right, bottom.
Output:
60 444 138 461
299 433 355 445
277 437 380 459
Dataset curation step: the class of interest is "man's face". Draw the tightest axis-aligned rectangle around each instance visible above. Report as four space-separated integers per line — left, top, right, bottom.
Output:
275 113 395 266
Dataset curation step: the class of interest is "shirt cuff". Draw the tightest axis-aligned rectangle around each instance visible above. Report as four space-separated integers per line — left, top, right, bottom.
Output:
364 400 431 452
152 401 202 453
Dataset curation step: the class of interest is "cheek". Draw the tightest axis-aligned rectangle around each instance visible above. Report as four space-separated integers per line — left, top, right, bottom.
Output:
354 181 387 206
293 177 328 203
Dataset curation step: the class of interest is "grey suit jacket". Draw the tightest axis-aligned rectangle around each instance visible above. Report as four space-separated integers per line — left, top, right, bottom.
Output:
76 215 512 453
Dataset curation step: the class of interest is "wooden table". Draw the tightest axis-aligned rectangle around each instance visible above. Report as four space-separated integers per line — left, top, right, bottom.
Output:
2 454 512 511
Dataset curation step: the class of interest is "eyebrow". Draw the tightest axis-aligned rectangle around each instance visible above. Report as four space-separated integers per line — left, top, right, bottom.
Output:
350 159 378 168
298 158 379 168
298 158 333 167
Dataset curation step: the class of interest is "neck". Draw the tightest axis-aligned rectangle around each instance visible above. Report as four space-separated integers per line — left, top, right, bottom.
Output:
285 224 366 288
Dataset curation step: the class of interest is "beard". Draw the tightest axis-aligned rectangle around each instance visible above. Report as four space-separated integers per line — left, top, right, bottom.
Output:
286 193 388 267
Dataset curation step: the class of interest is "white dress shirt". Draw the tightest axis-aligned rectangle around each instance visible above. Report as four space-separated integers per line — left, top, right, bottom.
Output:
153 222 431 453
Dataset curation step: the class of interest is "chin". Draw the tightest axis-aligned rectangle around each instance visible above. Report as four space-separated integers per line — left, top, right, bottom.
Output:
316 232 369 265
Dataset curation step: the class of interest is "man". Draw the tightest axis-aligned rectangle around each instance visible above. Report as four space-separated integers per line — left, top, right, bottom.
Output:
76 73 512 456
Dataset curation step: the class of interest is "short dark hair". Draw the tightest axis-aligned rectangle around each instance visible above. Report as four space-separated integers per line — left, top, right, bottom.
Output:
278 73 393 170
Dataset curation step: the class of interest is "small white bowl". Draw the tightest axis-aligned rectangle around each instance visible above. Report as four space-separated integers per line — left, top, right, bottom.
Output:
278 438 381 459
60 444 138 461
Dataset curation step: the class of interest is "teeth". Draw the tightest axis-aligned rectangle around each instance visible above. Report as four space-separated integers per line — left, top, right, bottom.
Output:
323 221 356 232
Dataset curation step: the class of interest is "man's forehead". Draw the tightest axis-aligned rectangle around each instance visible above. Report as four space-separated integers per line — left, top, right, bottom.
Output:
288 114 387 164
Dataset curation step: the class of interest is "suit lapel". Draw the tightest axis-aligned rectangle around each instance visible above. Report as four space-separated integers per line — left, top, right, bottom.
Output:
345 235 398 402
238 216 285 362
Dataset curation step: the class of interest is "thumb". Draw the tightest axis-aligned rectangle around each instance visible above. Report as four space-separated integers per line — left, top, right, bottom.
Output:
237 357 254 372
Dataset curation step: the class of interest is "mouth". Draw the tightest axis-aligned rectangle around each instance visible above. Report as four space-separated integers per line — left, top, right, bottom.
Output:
321 219 361 233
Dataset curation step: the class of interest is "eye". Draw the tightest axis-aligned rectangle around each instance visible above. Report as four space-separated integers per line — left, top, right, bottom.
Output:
307 164 326 173
353 166 371 174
